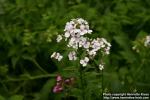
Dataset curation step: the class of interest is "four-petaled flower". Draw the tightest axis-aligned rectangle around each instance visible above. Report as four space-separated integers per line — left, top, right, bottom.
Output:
51 52 63 61
68 51 77 60
80 57 89 67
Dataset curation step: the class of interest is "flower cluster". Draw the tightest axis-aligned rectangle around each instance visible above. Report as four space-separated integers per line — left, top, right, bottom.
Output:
51 18 111 70
88 38 111 57
144 35 150 47
53 75 75 93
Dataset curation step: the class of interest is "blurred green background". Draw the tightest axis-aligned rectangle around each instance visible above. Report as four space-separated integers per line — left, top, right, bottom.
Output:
0 0 150 99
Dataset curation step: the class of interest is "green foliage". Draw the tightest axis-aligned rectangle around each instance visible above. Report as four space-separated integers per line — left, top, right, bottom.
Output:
0 0 150 99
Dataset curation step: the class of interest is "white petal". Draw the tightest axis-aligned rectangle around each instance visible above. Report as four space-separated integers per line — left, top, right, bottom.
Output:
80 32 85 35
55 53 60 59
65 32 70 38
56 35 62 42
82 63 87 67
80 60 84 64
58 56 63 61
51 52 56 58
74 29 80 33
80 25 85 30
84 42 90 48
84 57 89 62
68 53 73 60
88 30 92 34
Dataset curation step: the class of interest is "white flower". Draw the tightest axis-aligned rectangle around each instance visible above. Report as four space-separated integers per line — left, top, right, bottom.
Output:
83 42 90 49
57 55 63 61
68 51 77 60
80 57 89 67
99 64 104 70
78 37 90 49
64 22 74 31
144 35 150 47
67 37 79 49
56 35 62 42
91 40 101 51
51 52 63 61
88 50 97 57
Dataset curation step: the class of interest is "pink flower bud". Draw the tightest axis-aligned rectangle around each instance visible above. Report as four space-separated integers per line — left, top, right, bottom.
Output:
64 79 71 85
53 85 63 93
56 75 63 82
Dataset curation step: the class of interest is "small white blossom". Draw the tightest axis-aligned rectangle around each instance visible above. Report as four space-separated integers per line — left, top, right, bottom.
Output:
56 35 62 42
68 51 77 60
88 50 97 57
51 52 63 61
79 37 90 48
67 37 79 49
99 64 104 70
57 56 63 61
80 57 89 67
144 35 150 47
83 42 90 49
64 22 74 31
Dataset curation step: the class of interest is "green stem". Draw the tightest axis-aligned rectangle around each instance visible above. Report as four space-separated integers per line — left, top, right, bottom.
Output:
0 81 9 93
22 56 48 74
11 81 26 94
31 59 48 74
76 50 85 100
134 59 145 82
3 74 56 82
79 65 85 100
102 70 104 99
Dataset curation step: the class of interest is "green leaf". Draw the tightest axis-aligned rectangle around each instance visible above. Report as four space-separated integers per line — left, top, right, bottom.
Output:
9 95 24 100
0 65 8 76
11 57 20 69
0 95 5 100
37 79 55 100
